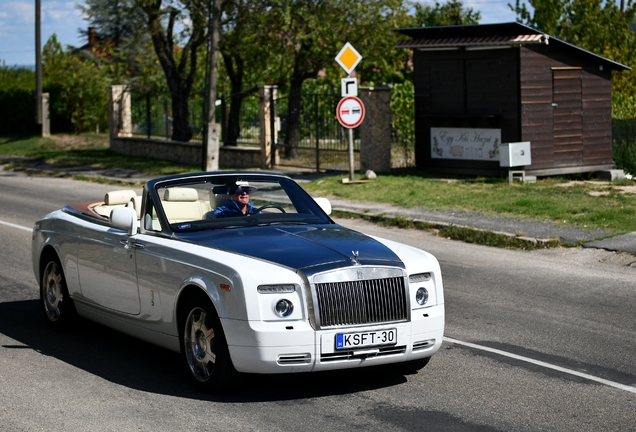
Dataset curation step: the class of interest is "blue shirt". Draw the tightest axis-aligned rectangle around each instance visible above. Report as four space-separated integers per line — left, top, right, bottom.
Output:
210 200 260 218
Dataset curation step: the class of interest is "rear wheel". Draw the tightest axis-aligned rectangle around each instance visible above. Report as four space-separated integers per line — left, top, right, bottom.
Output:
180 294 237 393
40 256 75 329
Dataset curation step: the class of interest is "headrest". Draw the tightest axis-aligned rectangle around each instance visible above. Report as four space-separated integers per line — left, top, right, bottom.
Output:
126 196 142 218
104 190 137 205
164 187 199 202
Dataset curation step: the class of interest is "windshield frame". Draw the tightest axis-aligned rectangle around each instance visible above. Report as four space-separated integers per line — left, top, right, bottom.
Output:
141 172 333 235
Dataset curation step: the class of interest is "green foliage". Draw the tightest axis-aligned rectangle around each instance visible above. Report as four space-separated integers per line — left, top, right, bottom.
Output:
613 118 636 175
390 81 415 166
412 0 481 26
511 0 566 34
0 66 34 91
303 173 636 234
0 134 195 176
42 35 111 133
0 66 37 134
512 0 636 101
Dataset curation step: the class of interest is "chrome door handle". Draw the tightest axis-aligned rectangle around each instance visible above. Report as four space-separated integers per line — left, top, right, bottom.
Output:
119 240 145 249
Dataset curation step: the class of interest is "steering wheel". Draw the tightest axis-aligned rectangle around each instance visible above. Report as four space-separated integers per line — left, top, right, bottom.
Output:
255 204 286 213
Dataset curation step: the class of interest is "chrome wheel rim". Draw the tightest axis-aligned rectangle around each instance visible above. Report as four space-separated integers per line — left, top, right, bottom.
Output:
184 307 216 382
42 261 63 321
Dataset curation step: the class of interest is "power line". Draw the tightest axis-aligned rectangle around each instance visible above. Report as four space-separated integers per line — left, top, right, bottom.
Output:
0 49 35 55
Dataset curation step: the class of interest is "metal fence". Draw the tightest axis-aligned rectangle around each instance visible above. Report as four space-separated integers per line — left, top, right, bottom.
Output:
276 93 359 171
128 89 360 171
220 90 260 147
130 91 206 141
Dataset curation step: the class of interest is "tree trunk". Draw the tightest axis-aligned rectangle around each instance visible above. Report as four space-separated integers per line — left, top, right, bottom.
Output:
226 92 244 146
170 88 192 142
285 77 302 159
221 52 245 147
142 0 205 142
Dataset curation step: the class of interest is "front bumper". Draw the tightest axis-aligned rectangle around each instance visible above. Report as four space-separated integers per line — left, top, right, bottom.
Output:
222 303 444 374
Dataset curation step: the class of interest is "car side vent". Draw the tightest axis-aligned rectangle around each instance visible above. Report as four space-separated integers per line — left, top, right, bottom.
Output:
413 339 435 351
277 353 312 365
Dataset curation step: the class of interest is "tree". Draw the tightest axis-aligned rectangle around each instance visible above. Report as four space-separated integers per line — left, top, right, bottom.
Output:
79 0 165 93
139 0 210 142
412 0 481 26
261 0 415 158
42 35 111 133
511 0 636 100
78 0 146 44
218 0 273 146
81 0 221 142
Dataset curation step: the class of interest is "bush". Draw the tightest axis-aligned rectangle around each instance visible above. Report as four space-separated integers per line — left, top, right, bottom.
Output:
390 81 415 167
612 119 636 176
42 34 110 133
0 66 38 135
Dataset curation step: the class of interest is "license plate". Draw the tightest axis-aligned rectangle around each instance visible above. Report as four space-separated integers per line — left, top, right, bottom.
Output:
335 328 397 350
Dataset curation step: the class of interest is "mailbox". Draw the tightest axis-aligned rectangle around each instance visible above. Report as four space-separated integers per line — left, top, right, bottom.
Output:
500 142 531 167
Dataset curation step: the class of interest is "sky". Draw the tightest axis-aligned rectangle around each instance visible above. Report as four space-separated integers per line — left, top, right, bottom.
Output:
0 0 520 68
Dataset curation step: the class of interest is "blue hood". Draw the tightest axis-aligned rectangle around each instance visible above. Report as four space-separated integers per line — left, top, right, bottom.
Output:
180 224 403 270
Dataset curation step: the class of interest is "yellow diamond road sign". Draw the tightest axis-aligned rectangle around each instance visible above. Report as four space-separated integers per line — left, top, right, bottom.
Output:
335 42 362 75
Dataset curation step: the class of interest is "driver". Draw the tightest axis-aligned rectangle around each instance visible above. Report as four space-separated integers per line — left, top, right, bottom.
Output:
208 182 261 218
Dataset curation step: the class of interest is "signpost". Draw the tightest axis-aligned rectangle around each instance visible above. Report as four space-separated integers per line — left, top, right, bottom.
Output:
335 42 363 182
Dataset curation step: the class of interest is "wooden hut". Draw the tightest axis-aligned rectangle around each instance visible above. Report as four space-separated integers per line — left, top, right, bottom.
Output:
395 22 629 178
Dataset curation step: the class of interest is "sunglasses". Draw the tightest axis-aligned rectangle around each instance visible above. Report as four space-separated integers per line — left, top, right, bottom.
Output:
231 187 250 195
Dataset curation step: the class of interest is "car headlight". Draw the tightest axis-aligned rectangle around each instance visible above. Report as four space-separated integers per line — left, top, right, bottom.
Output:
415 287 429 306
274 299 294 317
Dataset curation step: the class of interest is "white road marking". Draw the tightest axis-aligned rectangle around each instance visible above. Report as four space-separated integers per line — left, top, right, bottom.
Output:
0 220 32 232
445 336 636 394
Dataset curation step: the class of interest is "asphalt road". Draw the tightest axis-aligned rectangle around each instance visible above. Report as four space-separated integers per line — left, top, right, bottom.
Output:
0 171 635 432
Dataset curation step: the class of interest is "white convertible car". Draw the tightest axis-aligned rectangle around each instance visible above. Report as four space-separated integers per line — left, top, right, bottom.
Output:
32 171 444 392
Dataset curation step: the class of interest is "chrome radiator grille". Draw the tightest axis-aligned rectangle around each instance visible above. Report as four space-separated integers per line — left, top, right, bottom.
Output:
315 276 408 328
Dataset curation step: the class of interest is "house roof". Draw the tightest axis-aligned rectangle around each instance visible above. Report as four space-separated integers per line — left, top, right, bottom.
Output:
394 22 630 72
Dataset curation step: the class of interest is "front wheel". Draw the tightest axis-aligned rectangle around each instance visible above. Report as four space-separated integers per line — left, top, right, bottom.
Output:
180 294 237 393
40 256 76 329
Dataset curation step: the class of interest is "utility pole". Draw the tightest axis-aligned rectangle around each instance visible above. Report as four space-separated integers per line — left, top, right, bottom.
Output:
35 0 42 128
202 0 221 171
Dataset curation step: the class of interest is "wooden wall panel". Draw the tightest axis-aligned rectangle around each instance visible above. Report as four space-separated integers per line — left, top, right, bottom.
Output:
519 47 553 169
581 70 613 165
412 42 615 176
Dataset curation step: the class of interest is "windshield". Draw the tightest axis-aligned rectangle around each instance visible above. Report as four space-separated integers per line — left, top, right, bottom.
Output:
152 175 332 232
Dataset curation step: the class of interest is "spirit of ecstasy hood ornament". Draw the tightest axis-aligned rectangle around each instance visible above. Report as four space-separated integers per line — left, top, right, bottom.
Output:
351 250 360 265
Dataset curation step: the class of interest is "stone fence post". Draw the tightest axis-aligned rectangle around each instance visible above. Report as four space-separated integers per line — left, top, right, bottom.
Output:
359 86 392 173
41 93 50 137
109 85 132 138
259 85 278 169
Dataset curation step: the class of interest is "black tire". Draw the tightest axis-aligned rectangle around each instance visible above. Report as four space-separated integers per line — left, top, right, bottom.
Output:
179 294 237 393
40 255 76 329
396 356 431 375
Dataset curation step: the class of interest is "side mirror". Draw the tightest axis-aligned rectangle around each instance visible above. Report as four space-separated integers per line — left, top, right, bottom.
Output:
314 197 332 215
110 206 139 235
